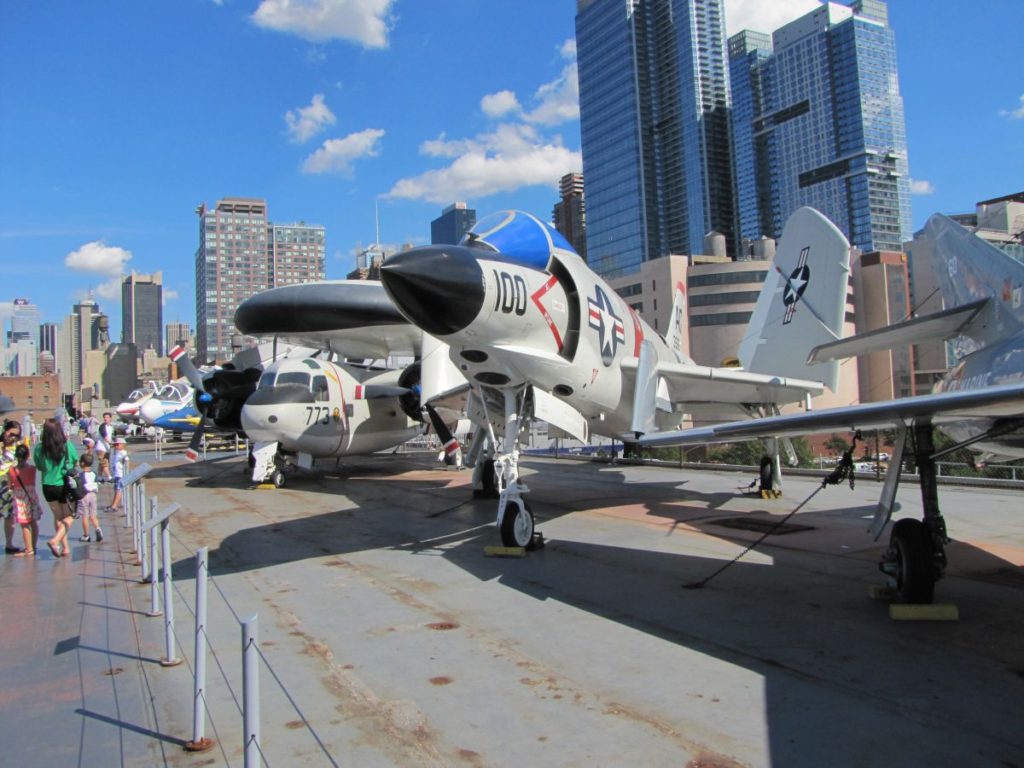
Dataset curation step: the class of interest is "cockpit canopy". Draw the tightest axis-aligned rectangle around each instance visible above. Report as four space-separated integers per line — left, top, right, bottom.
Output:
257 359 329 402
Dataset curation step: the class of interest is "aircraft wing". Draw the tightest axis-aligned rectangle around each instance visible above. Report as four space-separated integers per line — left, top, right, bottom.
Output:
638 382 1024 448
621 357 824 407
807 299 990 364
235 280 423 359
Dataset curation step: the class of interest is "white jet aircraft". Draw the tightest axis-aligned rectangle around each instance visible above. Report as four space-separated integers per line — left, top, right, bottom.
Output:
639 213 1024 603
380 208 852 549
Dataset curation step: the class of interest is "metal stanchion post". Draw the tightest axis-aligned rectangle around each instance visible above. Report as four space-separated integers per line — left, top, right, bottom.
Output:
160 518 181 666
185 547 214 752
242 615 260 768
147 497 161 616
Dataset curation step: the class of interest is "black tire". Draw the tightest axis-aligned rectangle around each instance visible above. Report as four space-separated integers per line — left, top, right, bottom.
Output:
500 499 534 548
890 518 935 603
270 470 286 489
480 459 498 498
758 456 773 492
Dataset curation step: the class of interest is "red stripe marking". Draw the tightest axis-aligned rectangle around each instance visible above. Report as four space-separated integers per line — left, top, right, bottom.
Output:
628 307 644 356
531 274 564 353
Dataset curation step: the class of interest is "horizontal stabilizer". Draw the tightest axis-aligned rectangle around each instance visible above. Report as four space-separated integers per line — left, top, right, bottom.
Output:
622 357 824 407
808 298 990 364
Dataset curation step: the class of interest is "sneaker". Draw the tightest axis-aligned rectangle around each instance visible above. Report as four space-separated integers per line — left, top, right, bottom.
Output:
79 535 91 542
95 529 104 543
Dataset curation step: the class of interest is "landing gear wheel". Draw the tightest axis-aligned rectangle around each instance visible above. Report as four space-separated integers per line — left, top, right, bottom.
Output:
269 469 286 489
758 456 773 494
890 518 934 603
500 499 534 548
479 459 498 499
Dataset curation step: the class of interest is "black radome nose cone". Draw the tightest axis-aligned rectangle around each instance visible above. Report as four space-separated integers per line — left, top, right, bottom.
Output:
381 245 485 336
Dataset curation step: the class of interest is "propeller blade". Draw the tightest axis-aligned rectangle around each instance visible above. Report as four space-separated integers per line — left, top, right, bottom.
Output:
424 404 460 464
356 385 414 400
184 422 204 462
169 345 206 393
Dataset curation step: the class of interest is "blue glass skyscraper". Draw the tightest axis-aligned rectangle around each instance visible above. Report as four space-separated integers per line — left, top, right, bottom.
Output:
729 1 911 253
576 0 735 278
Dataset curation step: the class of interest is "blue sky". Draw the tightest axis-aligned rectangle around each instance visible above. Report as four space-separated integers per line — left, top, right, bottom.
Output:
1 0 1021 340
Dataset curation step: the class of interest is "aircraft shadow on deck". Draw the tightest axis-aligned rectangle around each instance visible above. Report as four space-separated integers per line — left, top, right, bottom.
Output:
168 455 1024 765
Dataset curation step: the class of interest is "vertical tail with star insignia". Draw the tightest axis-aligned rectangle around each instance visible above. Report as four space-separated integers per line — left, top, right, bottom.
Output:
738 207 851 392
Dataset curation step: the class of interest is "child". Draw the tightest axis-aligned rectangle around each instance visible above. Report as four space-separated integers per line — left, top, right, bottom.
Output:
108 437 129 514
77 453 102 543
8 444 41 556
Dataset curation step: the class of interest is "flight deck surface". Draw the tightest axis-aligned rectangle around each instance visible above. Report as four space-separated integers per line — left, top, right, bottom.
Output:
3 450 1023 766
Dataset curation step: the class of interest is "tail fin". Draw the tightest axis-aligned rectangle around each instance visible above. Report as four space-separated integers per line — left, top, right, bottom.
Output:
920 213 1024 343
738 207 850 391
663 281 687 359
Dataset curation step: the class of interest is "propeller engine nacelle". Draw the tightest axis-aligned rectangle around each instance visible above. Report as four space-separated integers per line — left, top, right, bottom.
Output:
396 362 424 423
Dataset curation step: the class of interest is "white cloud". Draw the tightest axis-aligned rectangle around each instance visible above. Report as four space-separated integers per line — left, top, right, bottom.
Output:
251 0 395 47
485 39 579 127
65 241 132 277
524 61 579 126
163 288 180 305
386 39 583 204
94 277 122 301
285 93 337 143
910 179 935 195
301 128 385 174
723 0 822 36
386 123 582 204
481 90 520 119
999 94 1024 120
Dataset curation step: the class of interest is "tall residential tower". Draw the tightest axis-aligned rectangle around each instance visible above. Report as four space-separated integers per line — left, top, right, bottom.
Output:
729 1 911 252
575 0 735 278
195 198 325 362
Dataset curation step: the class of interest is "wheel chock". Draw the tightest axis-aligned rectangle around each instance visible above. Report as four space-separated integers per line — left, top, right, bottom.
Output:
868 585 897 601
256 483 276 490
526 532 545 551
484 546 526 558
889 603 959 621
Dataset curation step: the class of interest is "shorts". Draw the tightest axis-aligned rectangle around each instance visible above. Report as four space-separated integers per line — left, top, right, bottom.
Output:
113 477 124 492
77 492 97 519
42 484 69 504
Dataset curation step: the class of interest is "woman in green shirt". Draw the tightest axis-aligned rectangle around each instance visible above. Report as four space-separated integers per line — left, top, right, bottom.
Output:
33 418 78 558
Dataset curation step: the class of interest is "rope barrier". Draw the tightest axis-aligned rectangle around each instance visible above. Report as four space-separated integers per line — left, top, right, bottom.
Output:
684 436 861 590
254 645 340 768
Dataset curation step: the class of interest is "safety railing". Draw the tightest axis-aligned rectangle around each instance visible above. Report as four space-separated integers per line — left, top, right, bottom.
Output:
120 467 339 767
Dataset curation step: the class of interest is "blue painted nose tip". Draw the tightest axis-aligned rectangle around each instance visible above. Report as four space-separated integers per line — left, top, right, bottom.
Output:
380 245 485 336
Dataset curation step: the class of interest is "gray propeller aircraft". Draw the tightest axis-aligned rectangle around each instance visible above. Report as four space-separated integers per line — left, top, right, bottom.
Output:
639 213 1024 603
229 280 466 486
380 208 852 549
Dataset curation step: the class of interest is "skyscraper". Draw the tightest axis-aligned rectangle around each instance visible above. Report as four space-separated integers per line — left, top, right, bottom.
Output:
122 272 163 356
431 203 476 245
729 1 911 252
553 172 587 260
195 198 325 362
9 298 41 345
575 0 735 278
165 322 192 354
61 298 107 393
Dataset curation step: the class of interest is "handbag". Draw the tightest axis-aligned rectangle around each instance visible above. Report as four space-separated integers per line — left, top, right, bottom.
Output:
63 448 87 501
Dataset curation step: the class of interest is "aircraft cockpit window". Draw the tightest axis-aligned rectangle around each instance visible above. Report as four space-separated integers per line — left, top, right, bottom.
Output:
312 375 329 402
277 371 311 388
258 372 276 390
